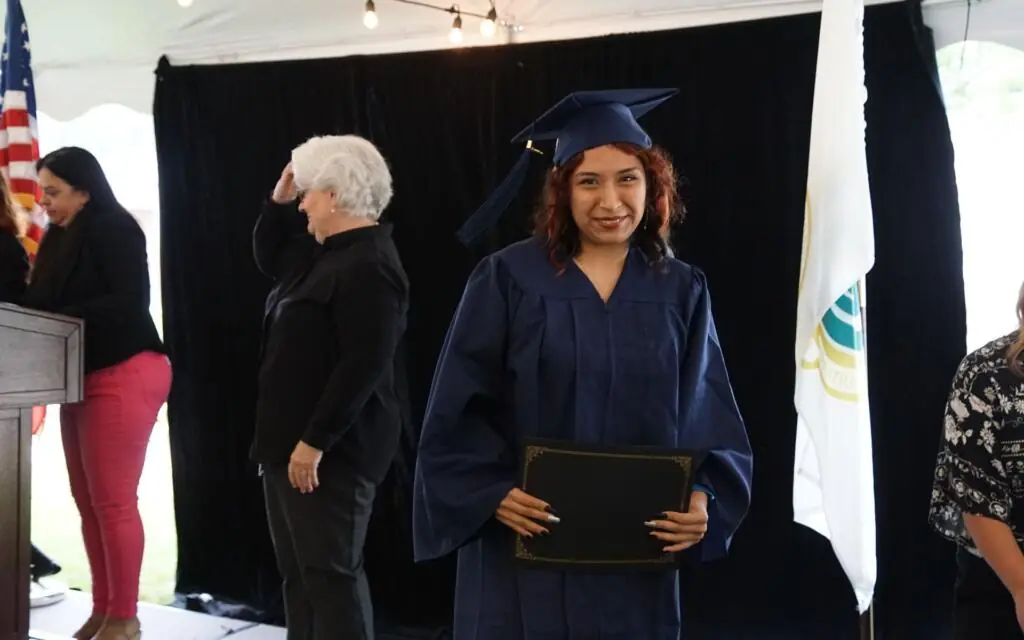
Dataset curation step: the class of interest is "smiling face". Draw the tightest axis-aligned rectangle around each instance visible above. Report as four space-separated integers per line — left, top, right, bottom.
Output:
568 145 647 250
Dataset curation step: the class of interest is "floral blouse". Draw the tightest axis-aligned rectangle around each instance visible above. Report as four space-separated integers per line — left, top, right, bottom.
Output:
929 331 1024 554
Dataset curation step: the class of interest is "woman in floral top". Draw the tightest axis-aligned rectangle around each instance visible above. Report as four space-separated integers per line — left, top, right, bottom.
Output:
930 282 1024 638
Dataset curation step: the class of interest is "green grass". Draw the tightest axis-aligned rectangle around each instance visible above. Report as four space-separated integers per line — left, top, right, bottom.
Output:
30 406 178 605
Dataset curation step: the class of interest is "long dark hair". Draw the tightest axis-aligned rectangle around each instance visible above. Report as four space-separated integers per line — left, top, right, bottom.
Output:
532 143 684 270
37 146 127 215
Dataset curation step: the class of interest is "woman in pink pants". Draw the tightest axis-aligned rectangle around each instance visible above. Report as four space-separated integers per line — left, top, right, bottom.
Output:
22 146 170 640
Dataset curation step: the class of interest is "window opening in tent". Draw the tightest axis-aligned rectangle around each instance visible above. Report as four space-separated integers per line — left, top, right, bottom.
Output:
937 41 1024 351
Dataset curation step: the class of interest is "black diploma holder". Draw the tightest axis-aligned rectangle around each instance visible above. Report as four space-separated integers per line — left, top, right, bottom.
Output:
513 438 706 571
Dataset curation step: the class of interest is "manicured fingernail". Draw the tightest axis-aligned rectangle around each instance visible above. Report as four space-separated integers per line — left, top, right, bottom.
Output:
547 514 560 523
644 521 657 527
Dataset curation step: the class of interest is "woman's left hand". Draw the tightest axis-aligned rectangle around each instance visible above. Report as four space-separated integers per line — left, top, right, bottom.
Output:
288 441 323 494
647 490 709 552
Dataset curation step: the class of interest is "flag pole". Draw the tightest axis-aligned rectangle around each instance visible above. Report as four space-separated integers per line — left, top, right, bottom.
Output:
859 602 874 640
856 276 874 640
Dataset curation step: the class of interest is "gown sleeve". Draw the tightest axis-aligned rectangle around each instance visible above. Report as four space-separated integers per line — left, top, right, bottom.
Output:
678 270 754 563
412 254 520 562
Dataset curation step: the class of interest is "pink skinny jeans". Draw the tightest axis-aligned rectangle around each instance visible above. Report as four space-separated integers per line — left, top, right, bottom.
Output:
59 351 172 618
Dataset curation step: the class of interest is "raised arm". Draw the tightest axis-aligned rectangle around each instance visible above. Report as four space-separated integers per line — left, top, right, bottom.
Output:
252 163 317 281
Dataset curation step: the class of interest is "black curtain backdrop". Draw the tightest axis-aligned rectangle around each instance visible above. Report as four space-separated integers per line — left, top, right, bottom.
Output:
153 3 966 638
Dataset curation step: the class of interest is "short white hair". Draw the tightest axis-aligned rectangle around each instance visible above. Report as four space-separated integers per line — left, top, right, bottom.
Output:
291 134 393 220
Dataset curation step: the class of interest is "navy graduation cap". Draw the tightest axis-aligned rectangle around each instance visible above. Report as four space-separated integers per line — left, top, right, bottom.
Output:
456 88 679 247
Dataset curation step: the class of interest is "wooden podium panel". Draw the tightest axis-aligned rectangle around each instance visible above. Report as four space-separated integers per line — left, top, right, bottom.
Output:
0 303 83 640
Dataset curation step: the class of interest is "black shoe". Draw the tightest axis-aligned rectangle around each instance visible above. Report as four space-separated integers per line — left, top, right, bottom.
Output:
30 544 62 580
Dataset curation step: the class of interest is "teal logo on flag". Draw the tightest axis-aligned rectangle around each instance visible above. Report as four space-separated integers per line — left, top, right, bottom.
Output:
801 285 865 402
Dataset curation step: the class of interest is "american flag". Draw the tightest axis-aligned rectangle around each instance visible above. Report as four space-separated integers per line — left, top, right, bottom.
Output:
0 0 43 261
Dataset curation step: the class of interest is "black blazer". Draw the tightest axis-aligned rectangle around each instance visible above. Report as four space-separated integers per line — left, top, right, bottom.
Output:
0 227 28 304
250 201 410 484
21 204 165 374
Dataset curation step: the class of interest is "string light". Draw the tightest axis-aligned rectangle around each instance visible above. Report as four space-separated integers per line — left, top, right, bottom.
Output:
480 7 496 37
363 0 379 29
449 12 463 44
364 0 519 42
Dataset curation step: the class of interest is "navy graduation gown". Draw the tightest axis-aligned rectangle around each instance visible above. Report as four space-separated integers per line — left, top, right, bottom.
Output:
413 238 753 640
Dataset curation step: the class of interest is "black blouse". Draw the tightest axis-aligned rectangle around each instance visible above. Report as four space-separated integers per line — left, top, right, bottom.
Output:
0 227 28 304
930 331 1024 554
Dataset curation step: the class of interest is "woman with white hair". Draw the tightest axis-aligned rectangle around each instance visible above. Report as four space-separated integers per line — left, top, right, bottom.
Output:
249 134 410 639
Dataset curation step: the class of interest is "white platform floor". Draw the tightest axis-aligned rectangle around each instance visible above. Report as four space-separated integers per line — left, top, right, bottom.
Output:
29 590 286 640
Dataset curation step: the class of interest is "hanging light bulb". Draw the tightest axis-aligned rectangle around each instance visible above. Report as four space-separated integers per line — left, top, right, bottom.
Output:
177 0 194 7
449 13 463 45
363 0 378 29
480 7 497 38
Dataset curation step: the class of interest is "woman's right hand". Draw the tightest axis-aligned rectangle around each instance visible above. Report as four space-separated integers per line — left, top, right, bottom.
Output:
496 488 559 537
272 162 296 204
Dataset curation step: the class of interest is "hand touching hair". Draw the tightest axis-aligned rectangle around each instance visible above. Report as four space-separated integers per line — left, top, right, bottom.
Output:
290 135 393 221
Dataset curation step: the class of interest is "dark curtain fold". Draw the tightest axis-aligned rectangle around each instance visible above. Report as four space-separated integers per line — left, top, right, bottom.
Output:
153 3 965 637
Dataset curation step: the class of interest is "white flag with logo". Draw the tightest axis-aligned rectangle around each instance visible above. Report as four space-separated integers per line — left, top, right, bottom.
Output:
792 0 877 614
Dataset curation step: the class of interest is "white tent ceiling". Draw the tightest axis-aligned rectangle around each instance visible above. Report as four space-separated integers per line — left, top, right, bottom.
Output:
5 0 1022 121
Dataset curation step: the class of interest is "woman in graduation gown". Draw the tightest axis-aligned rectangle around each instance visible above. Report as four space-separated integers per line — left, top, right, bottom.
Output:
413 89 754 639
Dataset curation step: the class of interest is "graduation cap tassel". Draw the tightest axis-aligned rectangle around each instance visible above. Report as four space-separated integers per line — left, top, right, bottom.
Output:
456 147 534 247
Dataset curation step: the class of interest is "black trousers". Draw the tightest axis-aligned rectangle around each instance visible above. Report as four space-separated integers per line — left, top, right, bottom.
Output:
953 547 1024 639
263 457 377 640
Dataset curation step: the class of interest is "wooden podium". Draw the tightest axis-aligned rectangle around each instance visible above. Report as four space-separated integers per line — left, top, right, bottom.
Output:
0 303 83 640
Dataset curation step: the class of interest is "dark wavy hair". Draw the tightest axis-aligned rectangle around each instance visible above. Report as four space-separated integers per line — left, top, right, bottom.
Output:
532 143 684 270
